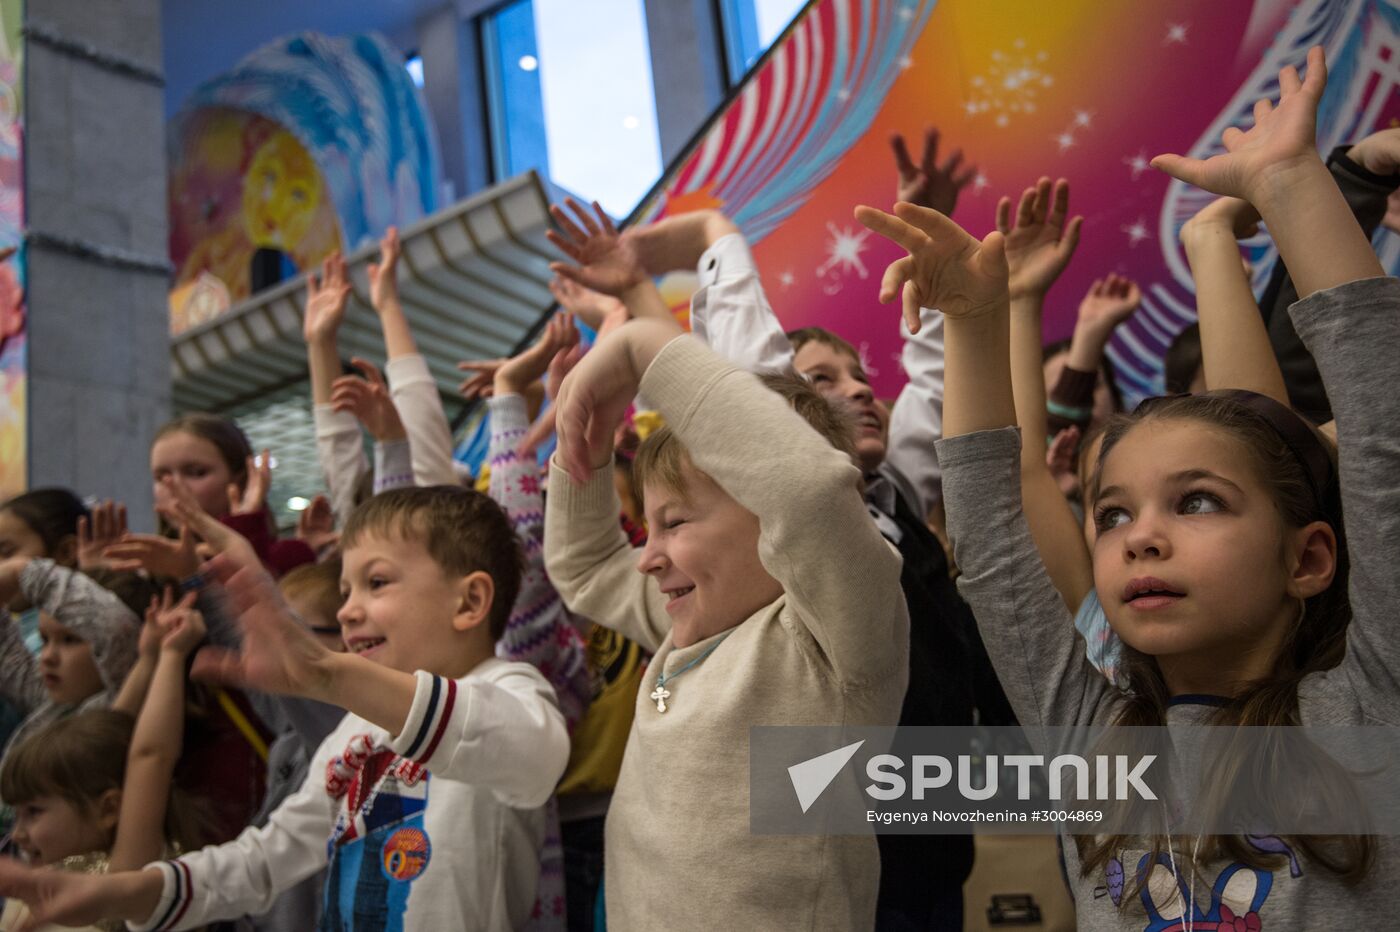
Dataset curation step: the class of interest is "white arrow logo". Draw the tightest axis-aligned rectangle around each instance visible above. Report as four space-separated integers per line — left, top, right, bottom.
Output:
787 740 865 813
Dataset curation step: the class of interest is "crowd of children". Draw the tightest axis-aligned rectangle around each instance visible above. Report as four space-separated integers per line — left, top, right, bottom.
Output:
0 43 1392 931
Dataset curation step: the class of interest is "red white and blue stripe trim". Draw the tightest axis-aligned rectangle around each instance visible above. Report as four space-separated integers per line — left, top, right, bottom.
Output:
146 859 194 932
398 674 457 765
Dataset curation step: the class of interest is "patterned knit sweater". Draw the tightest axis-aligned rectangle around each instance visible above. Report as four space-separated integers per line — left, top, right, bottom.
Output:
486 393 593 734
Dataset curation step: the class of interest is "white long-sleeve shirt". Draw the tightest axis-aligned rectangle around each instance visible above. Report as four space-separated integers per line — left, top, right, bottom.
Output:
313 353 457 526
129 659 569 932
688 233 946 515
385 354 458 488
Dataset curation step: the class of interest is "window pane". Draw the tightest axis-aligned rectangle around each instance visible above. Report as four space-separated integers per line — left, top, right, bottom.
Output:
720 0 807 81
484 0 661 218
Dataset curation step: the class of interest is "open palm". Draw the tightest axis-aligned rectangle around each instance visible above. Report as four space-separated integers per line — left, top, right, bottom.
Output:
855 201 1008 329
1152 46 1327 200
996 177 1082 299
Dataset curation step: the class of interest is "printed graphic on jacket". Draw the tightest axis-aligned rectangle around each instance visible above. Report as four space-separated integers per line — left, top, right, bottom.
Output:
322 745 432 932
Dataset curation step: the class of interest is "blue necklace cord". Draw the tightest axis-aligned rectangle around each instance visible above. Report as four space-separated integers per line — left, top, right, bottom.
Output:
649 631 732 712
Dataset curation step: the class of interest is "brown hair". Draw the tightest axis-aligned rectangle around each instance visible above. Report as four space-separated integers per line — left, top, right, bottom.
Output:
341 487 523 640
1077 392 1369 891
633 371 862 512
786 327 862 369
758 371 859 465
0 710 208 852
279 558 345 628
84 568 166 619
0 489 89 562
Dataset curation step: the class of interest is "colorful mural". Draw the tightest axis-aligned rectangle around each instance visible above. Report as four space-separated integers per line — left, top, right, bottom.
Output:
635 0 1400 403
0 0 23 496
168 32 441 333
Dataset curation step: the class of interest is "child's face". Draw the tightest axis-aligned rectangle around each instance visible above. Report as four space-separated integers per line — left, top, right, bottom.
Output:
12 793 114 865
1091 419 1312 684
38 613 105 705
638 464 783 648
792 342 888 473
150 431 236 518
338 534 481 675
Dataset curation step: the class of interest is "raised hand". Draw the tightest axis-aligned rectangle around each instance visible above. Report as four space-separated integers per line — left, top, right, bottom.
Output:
150 588 206 656
303 252 352 345
228 451 272 517
456 357 504 401
548 275 625 331
547 199 646 297
854 201 1009 332
367 226 402 314
104 522 198 580
159 476 261 576
1152 46 1327 201
191 556 334 698
76 500 128 571
553 319 680 482
295 494 339 556
995 177 1083 300
517 337 587 458
495 313 581 398
1076 273 1142 335
331 358 406 442
891 127 978 216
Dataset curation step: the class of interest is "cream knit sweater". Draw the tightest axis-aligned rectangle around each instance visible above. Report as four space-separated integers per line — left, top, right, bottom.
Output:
545 336 909 931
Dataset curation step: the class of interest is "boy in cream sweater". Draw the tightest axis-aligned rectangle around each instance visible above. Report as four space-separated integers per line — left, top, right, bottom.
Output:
544 313 910 930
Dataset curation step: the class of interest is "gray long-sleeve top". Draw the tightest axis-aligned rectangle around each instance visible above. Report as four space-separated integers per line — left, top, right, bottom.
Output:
938 277 1400 928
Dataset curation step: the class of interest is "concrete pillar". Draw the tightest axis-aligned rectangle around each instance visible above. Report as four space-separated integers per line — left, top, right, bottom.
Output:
643 0 727 164
24 0 170 529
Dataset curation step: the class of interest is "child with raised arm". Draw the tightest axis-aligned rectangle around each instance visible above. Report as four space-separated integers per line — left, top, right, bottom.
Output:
0 484 571 932
860 45 1398 926
542 301 908 928
551 168 1004 926
365 227 458 488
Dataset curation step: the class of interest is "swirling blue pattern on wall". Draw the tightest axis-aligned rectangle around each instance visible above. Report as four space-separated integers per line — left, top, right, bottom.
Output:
171 31 440 250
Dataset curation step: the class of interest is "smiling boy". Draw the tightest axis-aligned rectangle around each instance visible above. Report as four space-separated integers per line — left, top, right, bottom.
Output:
544 318 909 930
0 487 570 932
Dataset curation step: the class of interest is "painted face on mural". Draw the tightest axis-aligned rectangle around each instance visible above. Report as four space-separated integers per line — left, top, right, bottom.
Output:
241 130 322 251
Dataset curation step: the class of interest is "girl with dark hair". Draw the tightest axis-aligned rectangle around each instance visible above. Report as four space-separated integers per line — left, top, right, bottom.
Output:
859 46 1394 926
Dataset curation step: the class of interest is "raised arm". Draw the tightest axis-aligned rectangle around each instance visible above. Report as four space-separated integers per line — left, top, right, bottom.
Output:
857 200 1113 726
553 318 908 686
595 205 794 373
548 198 684 330
885 125 980 515
303 253 369 526
1179 196 1289 402
1156 47 1400 718
993 177 1094 612
110 592 205 872
487 314 592 732
368 227 458 487
0 557 43 711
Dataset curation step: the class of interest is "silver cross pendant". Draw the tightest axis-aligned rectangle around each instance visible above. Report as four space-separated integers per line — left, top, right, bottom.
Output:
650 685 671 713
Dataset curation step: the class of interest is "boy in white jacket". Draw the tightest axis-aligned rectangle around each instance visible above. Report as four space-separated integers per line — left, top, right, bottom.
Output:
0 486 570 932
